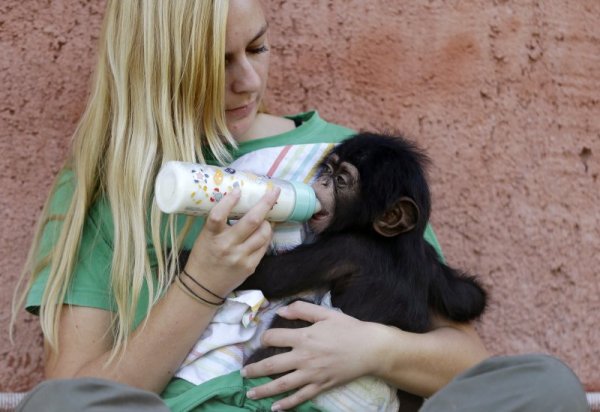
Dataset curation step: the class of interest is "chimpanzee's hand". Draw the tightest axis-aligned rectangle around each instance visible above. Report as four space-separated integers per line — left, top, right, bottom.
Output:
240 300 387 410
184 187 280 298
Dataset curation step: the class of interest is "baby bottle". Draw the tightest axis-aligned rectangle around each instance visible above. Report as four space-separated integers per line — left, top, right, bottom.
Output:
155 161 321 222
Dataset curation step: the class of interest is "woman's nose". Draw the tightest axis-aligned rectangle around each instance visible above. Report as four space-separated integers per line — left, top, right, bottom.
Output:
231 58 261 94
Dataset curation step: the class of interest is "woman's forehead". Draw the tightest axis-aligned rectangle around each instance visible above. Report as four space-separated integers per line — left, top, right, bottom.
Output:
226 0 268 45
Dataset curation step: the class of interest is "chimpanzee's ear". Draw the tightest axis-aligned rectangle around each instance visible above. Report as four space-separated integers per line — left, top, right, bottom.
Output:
373 197 419 237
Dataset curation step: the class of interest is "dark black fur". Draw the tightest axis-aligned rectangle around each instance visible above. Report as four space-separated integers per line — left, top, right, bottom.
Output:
238 133 487 410
240 133 486 331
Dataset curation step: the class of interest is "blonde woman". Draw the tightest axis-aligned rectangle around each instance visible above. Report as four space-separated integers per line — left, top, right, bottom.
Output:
14 1 588 411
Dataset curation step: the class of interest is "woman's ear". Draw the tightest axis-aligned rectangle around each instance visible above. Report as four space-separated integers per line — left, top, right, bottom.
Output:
373 197 419 237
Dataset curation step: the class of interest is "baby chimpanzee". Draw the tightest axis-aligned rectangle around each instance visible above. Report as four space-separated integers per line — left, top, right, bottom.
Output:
239 132 487 410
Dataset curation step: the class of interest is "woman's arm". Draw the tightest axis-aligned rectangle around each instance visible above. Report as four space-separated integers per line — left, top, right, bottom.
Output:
45 188 281 393
45 285 221 393
241 300 489 411
376 312 488 396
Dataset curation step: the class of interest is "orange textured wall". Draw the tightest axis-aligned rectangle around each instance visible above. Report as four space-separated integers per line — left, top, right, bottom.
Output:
1 0 598 392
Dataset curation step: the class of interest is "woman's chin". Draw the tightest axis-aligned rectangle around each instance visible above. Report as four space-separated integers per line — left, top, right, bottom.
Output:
227 116 256 142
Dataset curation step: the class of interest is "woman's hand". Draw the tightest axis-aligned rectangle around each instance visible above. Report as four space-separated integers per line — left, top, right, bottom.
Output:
185 187 281 297
241 300 384 410
241 300 489 411
46 188 282 391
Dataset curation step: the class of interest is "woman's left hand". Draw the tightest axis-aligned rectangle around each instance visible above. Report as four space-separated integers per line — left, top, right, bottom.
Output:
241 300 385 410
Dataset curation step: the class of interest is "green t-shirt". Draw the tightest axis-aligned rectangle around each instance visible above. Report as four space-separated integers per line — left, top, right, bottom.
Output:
26 111 369 323
26 111 444 408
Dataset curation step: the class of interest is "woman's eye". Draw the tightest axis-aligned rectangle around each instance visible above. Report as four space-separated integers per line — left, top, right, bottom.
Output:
249 45 269 54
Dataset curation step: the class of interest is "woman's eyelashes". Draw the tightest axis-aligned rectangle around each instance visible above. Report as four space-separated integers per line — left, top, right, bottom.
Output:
249 44 269 55
225 44 269 66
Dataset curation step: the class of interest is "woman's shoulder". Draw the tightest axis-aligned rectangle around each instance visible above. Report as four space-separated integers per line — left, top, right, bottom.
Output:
44 168 76 215
257 110 355 141
254 113 297 137
233 111 355 158
285 111 355 145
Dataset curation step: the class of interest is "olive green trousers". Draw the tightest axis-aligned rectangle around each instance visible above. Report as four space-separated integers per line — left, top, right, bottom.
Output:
16 354 589 412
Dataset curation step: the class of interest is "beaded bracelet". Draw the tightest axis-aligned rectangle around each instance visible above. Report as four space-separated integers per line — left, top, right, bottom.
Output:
181 269 226 302
174 274 224 307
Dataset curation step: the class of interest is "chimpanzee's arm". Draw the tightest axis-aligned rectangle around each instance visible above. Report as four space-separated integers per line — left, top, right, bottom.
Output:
238 233 365 298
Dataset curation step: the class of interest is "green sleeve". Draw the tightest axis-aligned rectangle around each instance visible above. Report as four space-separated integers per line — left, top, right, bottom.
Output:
424 223 445 262
26 169 206 328
26 171 115 314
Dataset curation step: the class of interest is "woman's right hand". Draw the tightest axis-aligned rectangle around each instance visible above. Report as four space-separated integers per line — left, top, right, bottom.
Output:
45 187 281 391
184 187 281 297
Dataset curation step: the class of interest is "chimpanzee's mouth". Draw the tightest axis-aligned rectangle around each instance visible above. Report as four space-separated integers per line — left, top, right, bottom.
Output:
310 210 329 221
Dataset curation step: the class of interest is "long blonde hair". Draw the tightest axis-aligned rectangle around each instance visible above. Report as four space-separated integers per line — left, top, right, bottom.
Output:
13 0 234 358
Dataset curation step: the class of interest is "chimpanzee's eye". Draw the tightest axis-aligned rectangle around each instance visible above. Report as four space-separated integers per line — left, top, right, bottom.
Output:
320 164 333 176
335 174 348 188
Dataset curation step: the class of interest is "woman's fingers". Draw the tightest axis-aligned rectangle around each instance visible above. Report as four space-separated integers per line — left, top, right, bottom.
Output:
244 223 274 261
241 303 382 409
246 369 326 410
243 220 275 255
203 187 279 237
233 187 280 241
270 382 324 411
186 186 280 293
203 188 242 234
260 326 308 351
242 340 299 378
275 300 336 323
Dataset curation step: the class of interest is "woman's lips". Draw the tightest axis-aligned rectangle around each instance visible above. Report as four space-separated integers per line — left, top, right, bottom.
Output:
226 101 256 120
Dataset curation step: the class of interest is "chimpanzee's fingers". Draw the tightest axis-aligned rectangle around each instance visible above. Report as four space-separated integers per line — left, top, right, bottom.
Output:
203 189 241 234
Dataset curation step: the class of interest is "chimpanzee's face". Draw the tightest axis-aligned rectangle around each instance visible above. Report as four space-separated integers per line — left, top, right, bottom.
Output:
309 154 360 234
